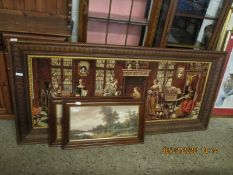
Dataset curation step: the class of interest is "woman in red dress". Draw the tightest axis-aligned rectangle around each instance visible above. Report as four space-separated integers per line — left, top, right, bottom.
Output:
176 92 196 118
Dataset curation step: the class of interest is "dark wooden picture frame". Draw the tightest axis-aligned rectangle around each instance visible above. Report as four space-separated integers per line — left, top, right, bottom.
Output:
9 41 225 143
62 99 145 149
49 98 63 146
49 96 133 146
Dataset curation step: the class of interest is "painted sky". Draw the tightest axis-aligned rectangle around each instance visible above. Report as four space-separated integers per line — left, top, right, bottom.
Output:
70 105 139 131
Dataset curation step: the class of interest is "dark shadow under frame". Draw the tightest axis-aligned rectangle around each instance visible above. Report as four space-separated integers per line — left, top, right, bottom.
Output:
9 41 226 144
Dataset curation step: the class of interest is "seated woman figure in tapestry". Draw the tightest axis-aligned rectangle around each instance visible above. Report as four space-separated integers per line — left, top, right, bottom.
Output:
175 91 196 118
146 79 161 116
103 78 120 96
75 79 88 97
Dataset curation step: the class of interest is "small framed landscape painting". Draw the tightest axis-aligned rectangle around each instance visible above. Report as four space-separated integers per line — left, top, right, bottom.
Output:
62 100 145 148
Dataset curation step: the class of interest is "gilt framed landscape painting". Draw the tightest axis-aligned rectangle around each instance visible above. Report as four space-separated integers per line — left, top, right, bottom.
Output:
62 100 144 148
9 41 225 143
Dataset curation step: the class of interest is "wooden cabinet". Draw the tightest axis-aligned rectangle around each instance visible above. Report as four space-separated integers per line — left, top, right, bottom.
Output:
0 0 70 20
77 0 232 50
0 27 71 120
0 52 13 119
0 0 72 42
0 32 69 119
155 0 233 49
78 0 163 47
0 0 71 119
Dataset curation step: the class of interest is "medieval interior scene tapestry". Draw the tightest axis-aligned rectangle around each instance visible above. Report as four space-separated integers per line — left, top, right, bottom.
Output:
27 56 211 128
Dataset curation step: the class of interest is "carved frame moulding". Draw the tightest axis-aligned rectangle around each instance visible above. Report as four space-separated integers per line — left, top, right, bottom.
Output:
9 41 226 143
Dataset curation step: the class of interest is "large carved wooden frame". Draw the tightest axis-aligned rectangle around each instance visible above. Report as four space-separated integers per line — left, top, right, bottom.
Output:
9 41 225 143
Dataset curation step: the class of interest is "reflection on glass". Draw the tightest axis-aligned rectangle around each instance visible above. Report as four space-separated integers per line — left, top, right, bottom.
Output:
176 0 224 18
87 0 151 46
126 25 143 46
107 22 128 45
87 20 108 44
88 0 110 18
168 16 216 48
110 0 131 20
131 0 149 21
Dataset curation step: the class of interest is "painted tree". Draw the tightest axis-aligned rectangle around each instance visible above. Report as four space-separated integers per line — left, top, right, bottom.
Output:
99 106 119 130
124 111 139 130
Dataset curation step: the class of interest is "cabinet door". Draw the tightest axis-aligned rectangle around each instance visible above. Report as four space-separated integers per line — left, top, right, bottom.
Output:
0 52 12 115
78 0 163 46
158 0 232 50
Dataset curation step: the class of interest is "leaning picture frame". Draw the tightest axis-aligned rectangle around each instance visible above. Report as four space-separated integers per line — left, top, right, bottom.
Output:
48 98 63 146
9 41 225 143
48 96 133 146
62 99 145 148
212 31 233 116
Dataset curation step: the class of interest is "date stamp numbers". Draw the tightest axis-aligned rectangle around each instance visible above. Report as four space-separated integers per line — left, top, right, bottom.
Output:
162 146 220 155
